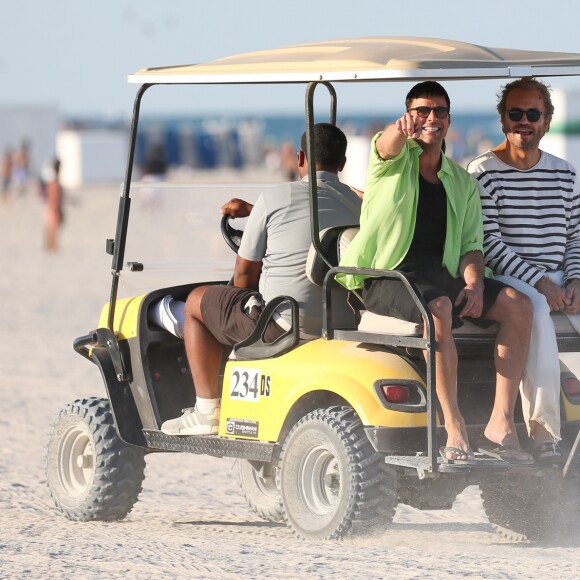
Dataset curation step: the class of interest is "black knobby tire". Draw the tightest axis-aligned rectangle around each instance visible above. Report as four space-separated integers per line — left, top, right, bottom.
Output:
558 473 580 539
46 397 146 522
398 476 464 511
278 406 397 540
239 459 283 523
480 473 562 542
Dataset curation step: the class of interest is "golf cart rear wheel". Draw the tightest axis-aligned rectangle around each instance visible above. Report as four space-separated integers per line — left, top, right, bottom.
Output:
239 459 283 522
278 406 397 540
480 474 562 542
46 397 145 522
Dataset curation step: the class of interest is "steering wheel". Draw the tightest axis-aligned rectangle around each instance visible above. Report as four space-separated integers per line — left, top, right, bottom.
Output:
220 214 244 254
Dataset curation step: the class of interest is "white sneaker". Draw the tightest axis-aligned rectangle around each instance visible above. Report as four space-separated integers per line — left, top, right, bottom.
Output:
161 406 219 436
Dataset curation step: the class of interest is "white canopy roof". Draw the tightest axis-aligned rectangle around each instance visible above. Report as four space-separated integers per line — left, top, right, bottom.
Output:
129 37 580 85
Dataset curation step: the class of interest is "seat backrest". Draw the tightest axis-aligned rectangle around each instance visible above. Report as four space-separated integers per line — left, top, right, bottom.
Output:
232 295 300 360
306 227 580 351
306 225 359 286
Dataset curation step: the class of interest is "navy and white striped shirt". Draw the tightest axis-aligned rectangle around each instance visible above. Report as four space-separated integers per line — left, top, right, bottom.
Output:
467 150 580 286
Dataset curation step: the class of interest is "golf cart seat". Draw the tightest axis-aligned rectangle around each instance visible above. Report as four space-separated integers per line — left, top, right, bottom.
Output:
307 225 580 352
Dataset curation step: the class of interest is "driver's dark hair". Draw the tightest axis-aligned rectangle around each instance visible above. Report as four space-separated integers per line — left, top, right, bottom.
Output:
405 80 451 110
300 123 347 171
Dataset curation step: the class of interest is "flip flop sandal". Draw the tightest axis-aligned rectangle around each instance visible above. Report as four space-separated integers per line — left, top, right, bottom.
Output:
439 446 477 465
533 442 563 464
478 444 535 465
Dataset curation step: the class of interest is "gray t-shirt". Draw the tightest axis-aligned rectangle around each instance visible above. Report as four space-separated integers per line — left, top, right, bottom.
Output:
238 171 361 337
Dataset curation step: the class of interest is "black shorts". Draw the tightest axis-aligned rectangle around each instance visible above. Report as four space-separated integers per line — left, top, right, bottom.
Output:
200 285 285 346
363 263 507 329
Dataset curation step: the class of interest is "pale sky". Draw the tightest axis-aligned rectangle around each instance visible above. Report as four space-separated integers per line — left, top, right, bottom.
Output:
3 0 580 119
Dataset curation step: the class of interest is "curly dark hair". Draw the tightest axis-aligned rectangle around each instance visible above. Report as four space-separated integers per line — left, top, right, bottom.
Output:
496 77 554 118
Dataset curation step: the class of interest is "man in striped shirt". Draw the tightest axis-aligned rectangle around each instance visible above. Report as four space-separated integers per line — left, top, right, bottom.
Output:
468 77 580 463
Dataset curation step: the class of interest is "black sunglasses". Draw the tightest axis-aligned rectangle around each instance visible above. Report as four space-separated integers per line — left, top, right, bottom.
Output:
507 108 544 122
407 106 450 119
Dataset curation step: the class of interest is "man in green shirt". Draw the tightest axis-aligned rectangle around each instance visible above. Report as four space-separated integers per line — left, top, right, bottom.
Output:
338 81 533 464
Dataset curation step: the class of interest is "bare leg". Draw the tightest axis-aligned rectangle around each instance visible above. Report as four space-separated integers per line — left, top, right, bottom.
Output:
183 286 223 400
425 296 473 461
483 287 533 460
45 224 57 251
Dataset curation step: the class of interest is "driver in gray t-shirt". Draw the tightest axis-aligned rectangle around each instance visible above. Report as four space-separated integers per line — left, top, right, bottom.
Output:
160 123 361 436
239 169 361 337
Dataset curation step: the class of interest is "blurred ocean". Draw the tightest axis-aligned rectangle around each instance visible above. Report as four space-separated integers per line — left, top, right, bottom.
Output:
134 113 503 172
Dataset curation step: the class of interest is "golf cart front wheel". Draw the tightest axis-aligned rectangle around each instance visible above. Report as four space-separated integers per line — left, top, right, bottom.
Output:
46 397 145 522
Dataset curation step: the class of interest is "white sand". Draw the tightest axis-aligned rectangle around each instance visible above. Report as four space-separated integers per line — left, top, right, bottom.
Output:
1 185 580 579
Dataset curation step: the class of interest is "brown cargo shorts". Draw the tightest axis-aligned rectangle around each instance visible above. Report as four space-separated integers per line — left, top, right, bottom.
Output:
200 285 285 346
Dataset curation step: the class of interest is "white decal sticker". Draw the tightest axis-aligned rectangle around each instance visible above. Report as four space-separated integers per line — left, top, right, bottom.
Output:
225 418 259 437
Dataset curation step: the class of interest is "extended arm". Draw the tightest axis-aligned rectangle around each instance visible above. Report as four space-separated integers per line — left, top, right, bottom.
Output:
375 113 422 160
234 194 267 290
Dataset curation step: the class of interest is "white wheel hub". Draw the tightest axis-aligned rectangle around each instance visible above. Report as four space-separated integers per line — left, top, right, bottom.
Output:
58 425 95 495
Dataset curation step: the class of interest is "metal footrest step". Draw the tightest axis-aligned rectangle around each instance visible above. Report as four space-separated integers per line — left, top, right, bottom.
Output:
143 429 278 462
384 453 537 474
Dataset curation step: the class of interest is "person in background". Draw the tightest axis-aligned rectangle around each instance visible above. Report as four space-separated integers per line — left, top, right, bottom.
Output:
338 81 533 464
12 140 30 196
467 77 580 463
160 123 361 436
279 140 298 181
1 149 12 201
41 158 64 252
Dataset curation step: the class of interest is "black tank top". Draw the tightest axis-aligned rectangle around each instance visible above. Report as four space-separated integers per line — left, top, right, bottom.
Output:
401 173 447 270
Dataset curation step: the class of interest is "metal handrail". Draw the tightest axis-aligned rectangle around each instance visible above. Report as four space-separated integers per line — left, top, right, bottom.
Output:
322 265 438 473
305 81 338 274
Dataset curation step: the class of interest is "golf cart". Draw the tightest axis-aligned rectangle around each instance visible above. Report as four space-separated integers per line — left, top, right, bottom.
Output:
47 37 580 541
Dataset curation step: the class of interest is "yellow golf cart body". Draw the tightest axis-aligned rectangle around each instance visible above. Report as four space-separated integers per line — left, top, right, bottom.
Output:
47 37 580 542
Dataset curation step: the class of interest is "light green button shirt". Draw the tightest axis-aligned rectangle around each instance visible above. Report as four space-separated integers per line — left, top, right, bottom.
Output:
336 134 484 290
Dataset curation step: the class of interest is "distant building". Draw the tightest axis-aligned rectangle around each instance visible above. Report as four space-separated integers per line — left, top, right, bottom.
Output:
540 89 580 167
341 135 370 192
56 129 128 189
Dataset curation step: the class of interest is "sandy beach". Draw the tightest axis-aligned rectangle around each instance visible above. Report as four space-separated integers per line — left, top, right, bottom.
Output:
1 183 580 579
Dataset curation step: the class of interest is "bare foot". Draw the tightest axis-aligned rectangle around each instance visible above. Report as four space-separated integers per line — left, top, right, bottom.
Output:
530 421 557 449
440 446 475 461
444 420 474 461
